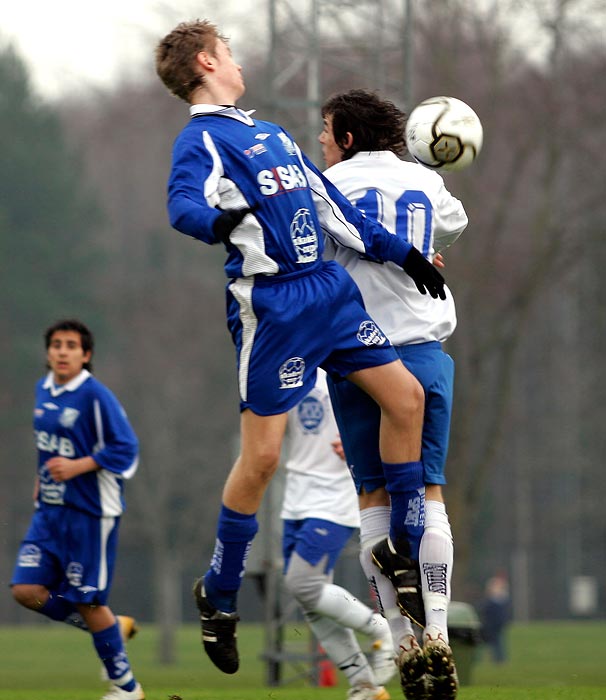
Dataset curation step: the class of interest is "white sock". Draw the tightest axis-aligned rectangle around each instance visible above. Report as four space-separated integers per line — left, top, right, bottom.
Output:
359 506 415 648
419 499 453 641
305 612 376 687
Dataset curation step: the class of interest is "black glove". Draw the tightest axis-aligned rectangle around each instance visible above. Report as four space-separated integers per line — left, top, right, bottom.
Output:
402 246 446 300
212 207 253 244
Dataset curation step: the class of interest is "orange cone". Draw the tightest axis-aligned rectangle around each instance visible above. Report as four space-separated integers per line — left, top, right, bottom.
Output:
318 646 337 686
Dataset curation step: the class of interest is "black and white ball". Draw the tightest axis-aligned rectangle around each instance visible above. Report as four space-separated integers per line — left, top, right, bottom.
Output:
406 96 483 172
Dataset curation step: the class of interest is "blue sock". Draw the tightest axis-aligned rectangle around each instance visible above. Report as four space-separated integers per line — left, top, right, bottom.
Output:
38 593 86 629
204 504 259 613
93 622 136 691
384 460 425 559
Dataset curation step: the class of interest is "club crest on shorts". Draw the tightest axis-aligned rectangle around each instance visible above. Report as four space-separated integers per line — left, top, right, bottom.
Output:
66 561 84 587
18 543 42 568
279 357 305 389
357 320 387 346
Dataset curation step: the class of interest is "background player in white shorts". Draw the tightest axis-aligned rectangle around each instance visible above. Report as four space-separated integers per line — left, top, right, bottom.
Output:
155 20 447 676
319 89 468 700
282 368 396 700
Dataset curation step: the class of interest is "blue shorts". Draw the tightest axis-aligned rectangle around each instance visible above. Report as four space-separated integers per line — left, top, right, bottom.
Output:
282 518 355 574
11 505 120 605
227 260 397 415
328 341 454 490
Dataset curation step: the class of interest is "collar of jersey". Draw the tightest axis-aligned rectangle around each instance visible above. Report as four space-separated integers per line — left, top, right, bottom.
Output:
325 150 400 177
43 369 91 397
349 150 400 163
189 104 255 125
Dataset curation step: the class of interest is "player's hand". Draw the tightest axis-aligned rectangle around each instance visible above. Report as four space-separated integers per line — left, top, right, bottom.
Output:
46 456 98 482
402 246 446 300
331 437 346 461
46 457 77 482
212 207 254 245
433 252 445 269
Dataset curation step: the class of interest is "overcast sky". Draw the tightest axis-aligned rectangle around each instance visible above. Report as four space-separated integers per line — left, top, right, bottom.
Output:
1 1 603 101
0 0 257 99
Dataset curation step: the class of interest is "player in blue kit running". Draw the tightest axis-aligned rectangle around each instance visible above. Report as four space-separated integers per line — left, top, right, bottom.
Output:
155 19 446 676
10 320 144 700
319 90 468 700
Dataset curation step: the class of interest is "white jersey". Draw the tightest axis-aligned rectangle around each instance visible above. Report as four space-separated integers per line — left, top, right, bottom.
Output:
324 151 468 345
280 369 360 527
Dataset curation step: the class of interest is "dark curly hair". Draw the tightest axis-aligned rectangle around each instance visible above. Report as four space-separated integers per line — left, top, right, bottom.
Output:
321 89 408 160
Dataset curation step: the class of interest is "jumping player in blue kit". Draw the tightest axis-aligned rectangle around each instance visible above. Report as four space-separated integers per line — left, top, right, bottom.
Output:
10 319 144 700
155 19 446 676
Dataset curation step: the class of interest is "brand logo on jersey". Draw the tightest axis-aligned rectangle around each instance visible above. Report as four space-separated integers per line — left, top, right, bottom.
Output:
36 431 76 457
59 408 80 428
279 357 305 389
78 585 98 594
17 543 42 568
278 132 297 155
290 208 318 262
257 164 308 196
43 402 59 410
244 143 267 158
39 462 67 503
255 132 271 140
66 561 84 587
356 321 387 346
297 395 324 434
314 527 329 536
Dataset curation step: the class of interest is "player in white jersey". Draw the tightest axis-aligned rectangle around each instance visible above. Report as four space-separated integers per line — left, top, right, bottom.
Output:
155 20 449 676
10 319 144 700
282 369 396 700
319 90 468 700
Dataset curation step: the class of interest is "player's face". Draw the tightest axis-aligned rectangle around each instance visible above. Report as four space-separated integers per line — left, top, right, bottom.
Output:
318 114 342 168
47 331 91 385
213 39 245 101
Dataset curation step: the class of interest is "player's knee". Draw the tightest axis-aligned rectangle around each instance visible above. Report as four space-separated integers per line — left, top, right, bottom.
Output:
400 380 424 425
406 377 425 415
284 567 323 611
251 446 282 480
11 583 47 610
284 553 327 611
238 448 281 489
385 380 424 428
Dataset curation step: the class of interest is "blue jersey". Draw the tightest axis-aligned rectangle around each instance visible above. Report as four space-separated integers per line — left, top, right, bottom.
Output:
33 370 139 517
167 105 412 279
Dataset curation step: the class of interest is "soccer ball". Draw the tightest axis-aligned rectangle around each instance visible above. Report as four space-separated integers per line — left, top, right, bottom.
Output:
405 96 483 172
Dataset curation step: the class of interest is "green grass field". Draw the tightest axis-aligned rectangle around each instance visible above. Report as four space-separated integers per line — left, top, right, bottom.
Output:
0 621 604 700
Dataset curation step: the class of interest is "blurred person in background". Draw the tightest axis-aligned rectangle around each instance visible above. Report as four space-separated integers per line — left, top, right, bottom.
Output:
479 572 512 664
10 319 143 700
282 368 396 700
